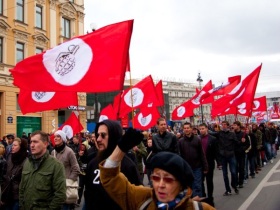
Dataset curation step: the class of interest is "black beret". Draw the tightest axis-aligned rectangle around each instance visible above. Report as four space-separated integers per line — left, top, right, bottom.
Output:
150 152 194 189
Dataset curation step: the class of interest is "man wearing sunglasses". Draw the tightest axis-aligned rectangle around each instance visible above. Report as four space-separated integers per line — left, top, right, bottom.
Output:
83 120 142 210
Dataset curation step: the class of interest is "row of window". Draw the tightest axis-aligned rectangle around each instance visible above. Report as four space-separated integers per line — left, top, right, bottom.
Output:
0 1 71 38
0 37 43 63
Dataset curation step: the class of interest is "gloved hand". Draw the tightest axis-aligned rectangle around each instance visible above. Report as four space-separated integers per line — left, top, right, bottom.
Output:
118 128 144 153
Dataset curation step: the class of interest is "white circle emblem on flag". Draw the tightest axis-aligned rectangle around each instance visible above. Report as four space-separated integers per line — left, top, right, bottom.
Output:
61 125 74 139
32 91 55 103
124 88 144 107
138 113 152 126
43 38 93 86
237 102 247 114
177 106 185 117
99 115 108 122
253 100 260 110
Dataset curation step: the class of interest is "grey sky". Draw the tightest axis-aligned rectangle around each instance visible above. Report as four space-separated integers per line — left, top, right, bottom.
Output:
84 0 280 93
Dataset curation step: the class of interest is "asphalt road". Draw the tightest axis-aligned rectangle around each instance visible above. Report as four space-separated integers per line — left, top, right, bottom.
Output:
77 154 280 210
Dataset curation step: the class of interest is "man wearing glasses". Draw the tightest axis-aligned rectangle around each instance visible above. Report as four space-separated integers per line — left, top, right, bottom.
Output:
83 120 142 210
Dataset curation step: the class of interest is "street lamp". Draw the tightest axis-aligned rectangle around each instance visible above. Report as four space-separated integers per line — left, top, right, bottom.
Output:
197 72 204 123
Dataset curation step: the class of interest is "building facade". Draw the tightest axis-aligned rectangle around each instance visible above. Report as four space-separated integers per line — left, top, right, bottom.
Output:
0 0 85 137
161 80 212 125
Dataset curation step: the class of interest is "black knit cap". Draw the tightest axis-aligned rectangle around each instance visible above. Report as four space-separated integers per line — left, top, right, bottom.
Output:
150 152 194 189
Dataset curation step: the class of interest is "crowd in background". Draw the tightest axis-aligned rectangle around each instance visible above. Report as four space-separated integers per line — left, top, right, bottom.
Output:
0 118 279 209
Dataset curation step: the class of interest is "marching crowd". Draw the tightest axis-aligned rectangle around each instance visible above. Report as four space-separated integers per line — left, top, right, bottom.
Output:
0 117 278 210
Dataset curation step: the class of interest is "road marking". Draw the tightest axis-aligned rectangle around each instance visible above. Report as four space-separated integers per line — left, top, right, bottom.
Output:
238 158 280 210
263 180 280 187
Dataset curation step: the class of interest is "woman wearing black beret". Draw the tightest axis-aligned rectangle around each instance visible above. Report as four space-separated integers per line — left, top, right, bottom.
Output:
99 128 215 210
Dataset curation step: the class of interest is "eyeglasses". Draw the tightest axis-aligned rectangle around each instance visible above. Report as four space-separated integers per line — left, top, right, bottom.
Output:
96 132 107 139
150 174 176 184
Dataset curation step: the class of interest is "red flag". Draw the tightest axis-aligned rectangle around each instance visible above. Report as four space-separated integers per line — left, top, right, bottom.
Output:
10 20 133 92
133 106 160 130
126 53 130 72
252 96 267 112
18 89 78 114
190 80 213 106
202 75 241 104
172 100 195 120
155 80 165 107
112 92 122 118
118 75 158 117
99 104 117 122
171 80 212 120
211 64 262 117
58 112 84 139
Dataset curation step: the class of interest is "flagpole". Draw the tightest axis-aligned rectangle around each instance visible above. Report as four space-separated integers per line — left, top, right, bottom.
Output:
128 71 135 128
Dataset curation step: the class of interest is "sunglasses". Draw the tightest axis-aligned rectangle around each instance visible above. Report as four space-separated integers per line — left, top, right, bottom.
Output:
96 132 107 139
150 175 176 183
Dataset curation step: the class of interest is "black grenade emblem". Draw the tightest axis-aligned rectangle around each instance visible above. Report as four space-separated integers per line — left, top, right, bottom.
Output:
34 92 46 100
55 45 80 76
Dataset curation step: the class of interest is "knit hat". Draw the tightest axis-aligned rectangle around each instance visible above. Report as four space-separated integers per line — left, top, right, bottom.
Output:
54 130 67 142
150 152 194 189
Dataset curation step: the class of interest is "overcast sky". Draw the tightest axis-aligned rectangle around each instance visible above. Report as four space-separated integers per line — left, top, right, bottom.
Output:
84 0 280 93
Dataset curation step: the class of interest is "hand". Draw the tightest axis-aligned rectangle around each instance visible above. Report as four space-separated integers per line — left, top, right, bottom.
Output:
118 128 144 153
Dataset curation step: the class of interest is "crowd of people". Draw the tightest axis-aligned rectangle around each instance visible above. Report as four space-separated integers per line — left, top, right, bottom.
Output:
0 117 278 210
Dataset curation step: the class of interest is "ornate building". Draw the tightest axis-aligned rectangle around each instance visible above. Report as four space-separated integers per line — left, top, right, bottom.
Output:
0 0 85 137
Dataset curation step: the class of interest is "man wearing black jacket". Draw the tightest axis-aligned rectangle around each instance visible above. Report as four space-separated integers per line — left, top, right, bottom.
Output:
217 121 239 196
232 121 250 188
178 122 208 198
84 120 142 210
152 117 178 154
199 123 219 207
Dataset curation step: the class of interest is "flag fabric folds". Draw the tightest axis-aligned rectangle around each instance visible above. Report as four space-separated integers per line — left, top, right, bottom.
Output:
18 89 78 114
172 80 212 120
211 64 262 117
155 80 165 107
133 106 160 130
118 75 158 117
10 20 134 92
99 104 117 122
202 75 241 104
252 96 267 112
58 112 84 140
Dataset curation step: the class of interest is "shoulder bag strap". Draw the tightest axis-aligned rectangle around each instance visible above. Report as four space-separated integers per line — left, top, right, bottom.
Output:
139 197 152 210
193 200 203 210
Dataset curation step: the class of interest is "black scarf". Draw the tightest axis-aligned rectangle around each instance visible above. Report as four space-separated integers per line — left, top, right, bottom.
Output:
11 149 27 165
54 142 66 153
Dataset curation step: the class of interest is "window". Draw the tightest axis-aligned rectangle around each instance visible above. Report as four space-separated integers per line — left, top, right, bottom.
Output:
16 0 24 22
36 5 42 28
35 47 43 54
0 0 3 15
16 42 24 63
62 17 70 38
0 37 3 63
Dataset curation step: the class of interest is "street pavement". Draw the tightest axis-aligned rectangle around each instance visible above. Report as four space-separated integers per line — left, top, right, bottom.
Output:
213 155 280 210
77 154 280 210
